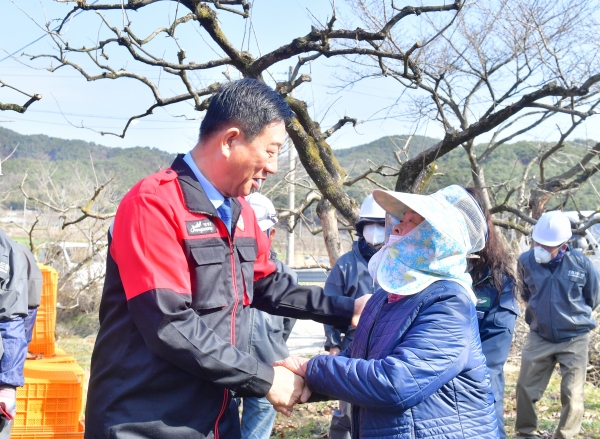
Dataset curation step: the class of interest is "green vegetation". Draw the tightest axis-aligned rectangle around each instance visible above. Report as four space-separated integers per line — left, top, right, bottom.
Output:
0 127 175 209
2 127 599 213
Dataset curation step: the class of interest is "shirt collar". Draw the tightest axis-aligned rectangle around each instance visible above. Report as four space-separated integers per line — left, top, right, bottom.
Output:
183 151 224 210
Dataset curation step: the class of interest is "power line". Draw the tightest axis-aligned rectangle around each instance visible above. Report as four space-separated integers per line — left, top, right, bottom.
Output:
0 0 100 63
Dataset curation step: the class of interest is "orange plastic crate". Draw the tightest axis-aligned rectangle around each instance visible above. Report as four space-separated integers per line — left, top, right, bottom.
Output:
11 420 84 439
14 368 83 433
24 359 85 393
31 348 75 365
36 264 58 313
29 265 58 357
28 310 55 357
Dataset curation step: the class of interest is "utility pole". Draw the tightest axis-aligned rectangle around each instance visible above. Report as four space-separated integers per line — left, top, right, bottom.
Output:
286 66 295 267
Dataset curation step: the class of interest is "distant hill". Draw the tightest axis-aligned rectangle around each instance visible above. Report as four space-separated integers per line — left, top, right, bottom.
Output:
1 127 598 212
0 127 175 208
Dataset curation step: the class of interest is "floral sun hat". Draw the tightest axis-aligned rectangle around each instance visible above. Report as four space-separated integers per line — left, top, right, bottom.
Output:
367 185 486 302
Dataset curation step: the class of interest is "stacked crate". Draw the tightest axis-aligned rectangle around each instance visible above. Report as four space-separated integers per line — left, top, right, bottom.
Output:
11 265 86 439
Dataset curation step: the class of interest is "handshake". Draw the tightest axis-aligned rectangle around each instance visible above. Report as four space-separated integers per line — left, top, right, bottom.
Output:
264 293 371 416
265 356 311 416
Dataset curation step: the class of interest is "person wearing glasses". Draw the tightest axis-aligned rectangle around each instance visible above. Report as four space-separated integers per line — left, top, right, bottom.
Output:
516 211 600 439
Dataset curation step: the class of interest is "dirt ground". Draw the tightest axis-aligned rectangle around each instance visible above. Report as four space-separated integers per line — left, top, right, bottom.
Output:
55 333 600 439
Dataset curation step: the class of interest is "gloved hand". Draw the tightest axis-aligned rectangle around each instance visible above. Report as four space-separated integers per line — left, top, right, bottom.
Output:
0 386 16 422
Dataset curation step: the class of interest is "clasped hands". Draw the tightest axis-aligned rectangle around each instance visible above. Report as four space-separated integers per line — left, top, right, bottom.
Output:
265 357 311 416
265 293 372 416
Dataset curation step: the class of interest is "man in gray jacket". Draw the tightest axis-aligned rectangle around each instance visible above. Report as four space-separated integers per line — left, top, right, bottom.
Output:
241 193 297 439
0 231 30 438
516 211 600 439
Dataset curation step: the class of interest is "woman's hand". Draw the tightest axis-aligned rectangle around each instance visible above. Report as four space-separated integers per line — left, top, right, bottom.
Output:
273 356 310 377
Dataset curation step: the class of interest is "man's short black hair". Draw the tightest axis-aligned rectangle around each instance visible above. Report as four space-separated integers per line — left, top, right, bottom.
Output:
199 78 294 142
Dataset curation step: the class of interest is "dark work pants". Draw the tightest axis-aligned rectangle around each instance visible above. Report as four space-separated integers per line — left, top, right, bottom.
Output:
329 400 351 439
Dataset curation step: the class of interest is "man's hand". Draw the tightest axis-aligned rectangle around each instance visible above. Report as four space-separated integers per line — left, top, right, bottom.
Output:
273 356 313 403
329 346 341 356
273 356 310 377
352 294 372 327
266 366 304 416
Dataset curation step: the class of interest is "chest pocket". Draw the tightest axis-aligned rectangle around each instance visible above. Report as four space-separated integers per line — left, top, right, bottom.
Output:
565 269 587 305
236 242 257 303
188 240 229 310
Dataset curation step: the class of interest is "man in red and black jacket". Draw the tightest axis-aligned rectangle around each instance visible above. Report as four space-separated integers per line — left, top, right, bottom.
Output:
85 79 369 439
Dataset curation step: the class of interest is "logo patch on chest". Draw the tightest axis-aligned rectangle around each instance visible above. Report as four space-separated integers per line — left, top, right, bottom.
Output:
186 219 217 235
568 270 585 279
476 296 492 309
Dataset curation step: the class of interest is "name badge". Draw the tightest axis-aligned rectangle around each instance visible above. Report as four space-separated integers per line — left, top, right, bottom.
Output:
186 219 217 235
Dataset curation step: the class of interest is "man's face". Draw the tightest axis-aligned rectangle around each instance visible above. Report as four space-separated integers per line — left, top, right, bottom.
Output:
223 120 285 198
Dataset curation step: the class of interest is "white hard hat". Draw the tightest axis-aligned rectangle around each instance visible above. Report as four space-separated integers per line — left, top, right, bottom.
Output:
359 194 386 219
245 192 278 232
532 211 572 246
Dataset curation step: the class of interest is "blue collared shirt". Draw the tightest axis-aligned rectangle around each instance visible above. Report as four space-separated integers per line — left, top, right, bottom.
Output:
183 152 224 210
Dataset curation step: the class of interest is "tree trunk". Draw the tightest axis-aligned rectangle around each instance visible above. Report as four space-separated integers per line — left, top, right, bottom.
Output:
286 97 359 224
317 198 342 266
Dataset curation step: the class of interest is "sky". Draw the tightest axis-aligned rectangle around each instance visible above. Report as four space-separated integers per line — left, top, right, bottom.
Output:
0 0 598 155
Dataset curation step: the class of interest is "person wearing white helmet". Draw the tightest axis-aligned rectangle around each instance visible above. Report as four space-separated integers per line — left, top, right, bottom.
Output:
322 194 386 439
516 210 600 439
242 193 297 439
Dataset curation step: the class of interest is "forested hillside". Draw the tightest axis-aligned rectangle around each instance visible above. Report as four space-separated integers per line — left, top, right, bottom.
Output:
1 127 598 212
0 128 175 209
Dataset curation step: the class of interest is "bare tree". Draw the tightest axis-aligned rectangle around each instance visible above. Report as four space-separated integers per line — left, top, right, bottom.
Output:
0 80 41 113
9 0 466 263
344 0 600 222
10 158 118 311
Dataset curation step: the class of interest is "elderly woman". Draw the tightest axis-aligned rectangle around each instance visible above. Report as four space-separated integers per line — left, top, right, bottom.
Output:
276 185 499 439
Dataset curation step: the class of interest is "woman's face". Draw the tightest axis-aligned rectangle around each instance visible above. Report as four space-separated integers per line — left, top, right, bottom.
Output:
392 208 425 236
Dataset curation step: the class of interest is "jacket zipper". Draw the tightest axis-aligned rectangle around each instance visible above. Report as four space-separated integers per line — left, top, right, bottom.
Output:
214 223 239 438
353 297 386 439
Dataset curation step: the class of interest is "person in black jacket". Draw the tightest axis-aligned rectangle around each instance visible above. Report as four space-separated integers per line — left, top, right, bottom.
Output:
323 194 385 439
465 187 519 439
85 79 370 439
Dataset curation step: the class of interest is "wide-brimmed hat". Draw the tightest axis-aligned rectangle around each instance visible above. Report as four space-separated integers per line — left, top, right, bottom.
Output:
372 185 487 254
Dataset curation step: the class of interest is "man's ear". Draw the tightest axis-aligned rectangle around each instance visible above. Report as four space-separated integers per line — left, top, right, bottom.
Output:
220 127 241 158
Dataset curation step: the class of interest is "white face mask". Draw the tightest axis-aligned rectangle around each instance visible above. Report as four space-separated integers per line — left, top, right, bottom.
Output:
534 246 553 264
363 224 385 246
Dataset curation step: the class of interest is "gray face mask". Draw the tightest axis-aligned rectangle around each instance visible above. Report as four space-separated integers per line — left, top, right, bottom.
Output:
534 246 553 264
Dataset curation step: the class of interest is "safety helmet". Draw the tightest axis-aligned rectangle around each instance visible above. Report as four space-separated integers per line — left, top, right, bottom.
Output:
245 192 278 232
356 194 386 235
359 194 386 219
532 211 572 247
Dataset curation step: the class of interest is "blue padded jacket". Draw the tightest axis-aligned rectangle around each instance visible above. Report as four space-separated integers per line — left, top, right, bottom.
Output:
305 280 499 439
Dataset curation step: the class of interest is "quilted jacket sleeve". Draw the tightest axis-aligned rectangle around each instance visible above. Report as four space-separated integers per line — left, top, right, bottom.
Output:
305 288 474 411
